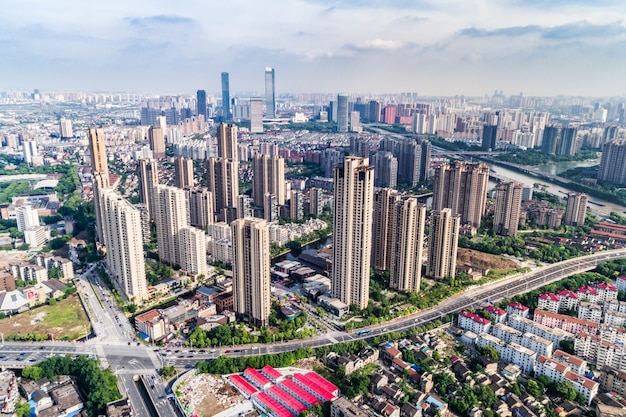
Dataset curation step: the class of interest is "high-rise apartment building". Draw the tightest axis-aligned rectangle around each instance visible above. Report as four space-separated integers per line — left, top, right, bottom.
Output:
59 118 73 139
542 126 579 156
207 123 239 222
100 189 148 302
372 188 400 271
154 185 190 267
231 217 271 326
289 190 303 221
174 156 194 189
148 126 166 159
427 208 460 280
264 67 276 118
369 100 382 123
373 151 398 188
350 111 361 132
564 193 588 227
432 161 489 230
196 90 207 118
16 205 39 232
221 72 231 121
379 137 431 186
598 141 626 185
88 127 110 244
186 187 214 229
250 97 264 133
252 154 285 207
389 198 426 293
337 93 349 133
137 158 159 221
178 226 208 277
22 139 38 165
309 188 323 217
332 156 374 309
493 181 523 237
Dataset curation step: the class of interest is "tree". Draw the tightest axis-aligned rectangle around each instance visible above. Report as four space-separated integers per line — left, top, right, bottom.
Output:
559 340 575 355
556 381 577 401
480 346 500 361
526 379 542 397
160 365 177 379
15 400 31 417
22 365 43 380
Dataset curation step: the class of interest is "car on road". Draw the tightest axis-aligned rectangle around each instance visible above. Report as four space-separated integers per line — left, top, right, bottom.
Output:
210 349 216 353
224 350 231 353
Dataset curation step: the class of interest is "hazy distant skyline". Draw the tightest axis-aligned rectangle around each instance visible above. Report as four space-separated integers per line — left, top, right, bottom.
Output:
2 0 626 97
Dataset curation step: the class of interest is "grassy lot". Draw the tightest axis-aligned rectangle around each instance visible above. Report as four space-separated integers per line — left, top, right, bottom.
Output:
0 294 90 341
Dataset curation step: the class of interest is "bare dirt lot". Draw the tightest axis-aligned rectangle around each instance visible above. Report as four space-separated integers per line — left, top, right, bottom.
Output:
457 248 519 271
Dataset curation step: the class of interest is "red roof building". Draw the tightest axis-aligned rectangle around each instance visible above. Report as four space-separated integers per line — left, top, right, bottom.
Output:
261 365 284 382
228 374 259 398
268 385 307 414
280 379 321 407
243 367 272 390
305 372 339 397
292 374 335 402
255 392 294 417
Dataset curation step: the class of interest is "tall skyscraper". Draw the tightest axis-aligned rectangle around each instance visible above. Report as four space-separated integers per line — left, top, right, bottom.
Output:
250 97 264 133
207 123 239 222
252 154 285 207
598 141 626 185
88 127 110 243
186 187 214 229
154 185 190 267
337 93 349 133
137 158 159 221
564 192 588 226
372 188 400 272
100 189 148 302
174 156 194 189
369 100 382 122
178 226 208 277
542 126 579 156
380 137 431 186
148 126 166 159
196 90 207 118
482 125 498 151
309 188 323 217
264 67 276 118
332 156 374 309
493 181 523 237
16 205 39 232
389 198 426 293
432 161 489 230
427 208 460 280
221 72 231 121
373 152 398 188
231 217 271 326
59 118 73 139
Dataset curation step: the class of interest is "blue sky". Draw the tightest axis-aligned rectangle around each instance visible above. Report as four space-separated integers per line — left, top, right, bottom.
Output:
1 0 625 96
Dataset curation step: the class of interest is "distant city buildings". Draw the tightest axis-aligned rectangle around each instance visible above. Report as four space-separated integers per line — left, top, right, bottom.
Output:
337 93 349 133
265 67 276 118
59 118 73 139
148 126 166 159
221 72 231 121
250 97 264 133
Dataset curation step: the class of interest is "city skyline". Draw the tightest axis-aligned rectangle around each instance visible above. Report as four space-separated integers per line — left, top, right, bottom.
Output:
2 1 626 96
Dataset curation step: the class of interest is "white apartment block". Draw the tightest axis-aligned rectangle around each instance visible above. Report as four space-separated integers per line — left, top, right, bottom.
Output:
508 314 575 346
492 323 522 343
178 226 208 277
485 306 507 323
575 332 602 364
24 226 48 248
522 333 554 358
604 299 626 314
476 333 536 374
535 355 598 405
605 310 626 327
207 237 232 264
9 263 47 284
616 276 626 293
538 293 560 313
458 311 491 334
507 302 529 319
599 325 626 344
557 290 579 312
597 282 619 303
577 302 603 323
577 286 601 304
553 349 588 375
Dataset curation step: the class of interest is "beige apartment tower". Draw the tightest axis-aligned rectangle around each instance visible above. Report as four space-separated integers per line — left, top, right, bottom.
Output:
252 154 285 207
332 156 374 310
88 128 110 244
432 161 489 231
207 123 239 222
148 126 166 159
174 156 194 189
231 218 271 327
137 158 159 221
186 187 214 229
100 189 148 302
494 181 523 237
154 185 190 267
427 208 460 280
371 188 400 271
564 192 588 226
389 198 426 292
178 226 208 278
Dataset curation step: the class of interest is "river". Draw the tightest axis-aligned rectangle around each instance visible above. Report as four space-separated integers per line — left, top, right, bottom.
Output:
487 159 626 217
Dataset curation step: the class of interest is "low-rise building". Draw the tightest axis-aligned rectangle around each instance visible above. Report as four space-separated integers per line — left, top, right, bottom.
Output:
476 333 536 374
485 306 507 323
533 310 598 336
535 355 598 405
458 311 491 334
508 314 575 345
552 350 588 375
135 309 166 342
557 290 579 312
538 293 560 313
331 397 376 417
507 302 529 319
577 302 602 323
599 365 626 398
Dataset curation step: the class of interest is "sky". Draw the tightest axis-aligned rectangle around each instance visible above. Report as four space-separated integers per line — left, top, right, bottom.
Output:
2 0 626 96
